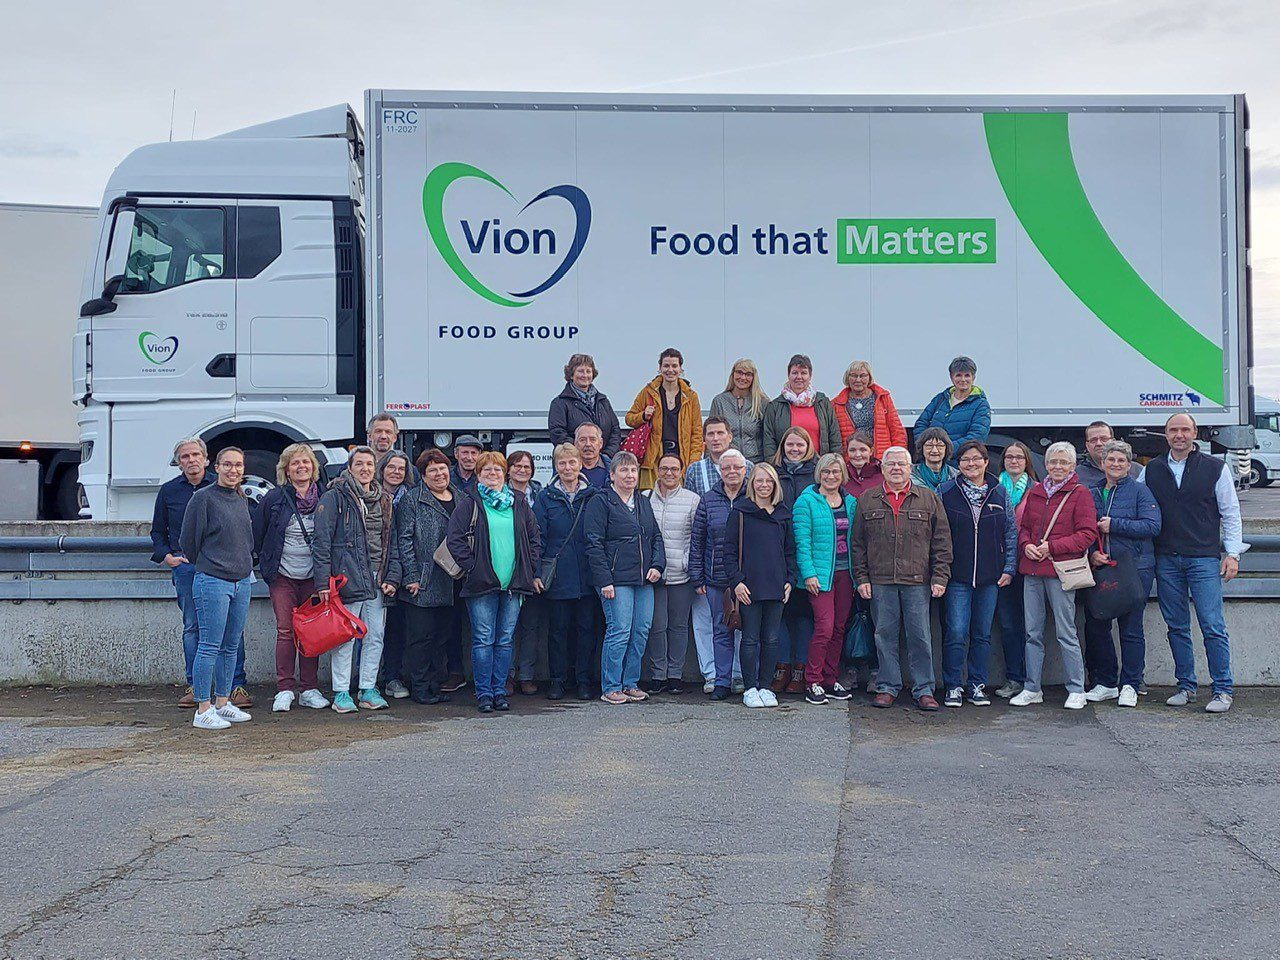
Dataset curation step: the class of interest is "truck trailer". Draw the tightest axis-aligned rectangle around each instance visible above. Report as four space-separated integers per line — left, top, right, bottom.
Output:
74 92 1254 519
0 203 98 519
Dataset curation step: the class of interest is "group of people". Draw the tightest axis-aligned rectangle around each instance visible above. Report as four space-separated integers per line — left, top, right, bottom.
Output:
156 350 1246 730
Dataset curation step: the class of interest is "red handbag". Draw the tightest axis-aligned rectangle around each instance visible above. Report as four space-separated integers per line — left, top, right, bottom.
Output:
622 391 656 462
292 575 368 658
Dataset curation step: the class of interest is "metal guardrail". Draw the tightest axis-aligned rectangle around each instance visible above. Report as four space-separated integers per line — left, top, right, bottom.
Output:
2 535 1279 600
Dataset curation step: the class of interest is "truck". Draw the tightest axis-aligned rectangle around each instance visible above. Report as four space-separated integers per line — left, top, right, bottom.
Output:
74 91 1255 520
0 203 98 519
1248 396 1279 487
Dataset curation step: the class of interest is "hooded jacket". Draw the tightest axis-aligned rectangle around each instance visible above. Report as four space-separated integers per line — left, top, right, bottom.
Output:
625 376 705 483
722 498 798 600
548 383 622 457
832 383 908 460
914 385 992 447
582 486 666 588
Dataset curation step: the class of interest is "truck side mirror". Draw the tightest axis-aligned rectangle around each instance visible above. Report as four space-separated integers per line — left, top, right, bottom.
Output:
79 275 125 317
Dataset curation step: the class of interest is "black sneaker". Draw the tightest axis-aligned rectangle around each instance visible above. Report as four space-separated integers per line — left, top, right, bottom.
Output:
968 684 991 706
805 684 828 705
576 684 592 701
711 686 730 701
477 696 494 713
548 682 565 701
493 696 510 712
646 679 666 694
944 686 964 708
428 693 451 705
827 683 853 701
665 680 685 695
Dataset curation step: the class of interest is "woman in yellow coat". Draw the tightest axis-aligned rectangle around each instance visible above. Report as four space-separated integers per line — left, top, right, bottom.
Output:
626 348 705 490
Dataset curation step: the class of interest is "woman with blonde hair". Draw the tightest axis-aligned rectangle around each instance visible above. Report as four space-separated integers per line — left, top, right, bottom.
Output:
252 443 329 713
710 358 768 462
723 461 796 707
832 360 908 460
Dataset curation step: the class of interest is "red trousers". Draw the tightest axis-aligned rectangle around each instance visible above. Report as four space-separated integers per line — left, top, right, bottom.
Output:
270 575 319 693
806 576 854 687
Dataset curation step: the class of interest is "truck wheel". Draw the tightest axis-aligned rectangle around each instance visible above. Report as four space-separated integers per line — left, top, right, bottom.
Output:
53 468 83 520
1250 461 1272 488
240 449 279 503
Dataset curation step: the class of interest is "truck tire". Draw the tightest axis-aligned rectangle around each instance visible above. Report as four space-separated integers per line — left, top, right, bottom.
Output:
240 449 279 504
1250 461 1272 488
53 468 83 520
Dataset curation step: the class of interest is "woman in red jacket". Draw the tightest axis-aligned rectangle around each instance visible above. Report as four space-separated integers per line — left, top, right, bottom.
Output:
831 360 907 461
1011 441 1097 710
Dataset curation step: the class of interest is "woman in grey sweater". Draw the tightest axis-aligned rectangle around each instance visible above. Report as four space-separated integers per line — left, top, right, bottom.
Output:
180 446 255 731
709 358 767 462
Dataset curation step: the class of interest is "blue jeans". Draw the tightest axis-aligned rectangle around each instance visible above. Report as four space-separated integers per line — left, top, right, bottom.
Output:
191 572 253 702
942 582 999 690
870 584 934 699
600 585 654 694
996 574 1026 684
1156 554 1233 696
1084 567 1155 689
174 562 246 690
467 591 522 700
706 587 742 690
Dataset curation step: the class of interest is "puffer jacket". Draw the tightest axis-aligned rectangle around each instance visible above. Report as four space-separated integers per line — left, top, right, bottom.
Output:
938 473 1017 587
582 487 666 588
645 484 700 585
689 481 748 589
385 484 463 607
775 457 815 508
311 474 393 602
792 484 858 592
1092 476 1161 573
533 479 600 600
832 383 908 460
761 393 841 460
1017 474 1098 578
914 385 992 447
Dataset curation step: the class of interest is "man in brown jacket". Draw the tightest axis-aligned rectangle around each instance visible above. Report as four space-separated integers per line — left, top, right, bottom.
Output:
852 445 952 711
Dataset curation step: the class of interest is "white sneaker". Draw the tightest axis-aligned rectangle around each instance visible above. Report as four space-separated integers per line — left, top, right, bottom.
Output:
298 689 330 709
743 688 764 708
1084 684 1119 702
216 702 252 723
1064 692 1087 710
1010 689 1043 707
758 688 779 707
1118 685 1138 707
385 679 410 699
192 707 231 730
272 690 295 713
703 680 716 694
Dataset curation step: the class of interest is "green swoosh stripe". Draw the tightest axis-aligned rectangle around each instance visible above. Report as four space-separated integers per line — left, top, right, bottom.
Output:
984 112 1224 404
422 162 530 309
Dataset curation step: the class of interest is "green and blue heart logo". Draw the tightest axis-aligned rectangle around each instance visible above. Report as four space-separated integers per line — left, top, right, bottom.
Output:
138 331 179 365
423 162 592 308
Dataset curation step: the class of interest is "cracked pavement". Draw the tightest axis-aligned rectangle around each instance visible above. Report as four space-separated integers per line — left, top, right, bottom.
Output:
1 686 1277 959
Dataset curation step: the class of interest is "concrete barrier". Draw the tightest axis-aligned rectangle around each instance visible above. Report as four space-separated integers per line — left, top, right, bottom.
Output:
1 593 1275 687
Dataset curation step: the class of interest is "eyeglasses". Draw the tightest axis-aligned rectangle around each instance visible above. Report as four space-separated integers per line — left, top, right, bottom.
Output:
657 465 682 473
1004 454 1026 461
958 457 986 465
922 440 946 449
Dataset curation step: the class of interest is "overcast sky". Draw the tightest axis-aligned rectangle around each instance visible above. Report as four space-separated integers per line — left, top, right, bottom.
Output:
4 0 1278 395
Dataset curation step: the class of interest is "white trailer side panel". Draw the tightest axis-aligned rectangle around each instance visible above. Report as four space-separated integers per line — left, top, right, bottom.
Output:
367 93 1244 430
0 203 97 446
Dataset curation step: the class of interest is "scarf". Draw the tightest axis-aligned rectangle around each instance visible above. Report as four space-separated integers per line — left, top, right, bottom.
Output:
337 469 385 571
478 482 515 512
959 474 989 507
914 462 954 491
999 471 1030 509
782 387 816 407
572 383 598 411
1042 472 1076 500
293 482 320 515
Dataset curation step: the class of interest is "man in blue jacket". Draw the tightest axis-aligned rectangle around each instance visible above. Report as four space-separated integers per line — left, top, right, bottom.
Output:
914 356 991 450
150 437 250 709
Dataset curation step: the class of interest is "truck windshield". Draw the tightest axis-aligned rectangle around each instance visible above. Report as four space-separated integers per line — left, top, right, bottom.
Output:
120 207 225 293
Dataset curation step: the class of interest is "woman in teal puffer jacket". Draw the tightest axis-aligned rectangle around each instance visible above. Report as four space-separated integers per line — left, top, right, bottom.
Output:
792 454 859 704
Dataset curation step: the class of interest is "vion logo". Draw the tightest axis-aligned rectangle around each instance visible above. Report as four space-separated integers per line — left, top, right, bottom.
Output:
423 162 591 308
138 331 179 365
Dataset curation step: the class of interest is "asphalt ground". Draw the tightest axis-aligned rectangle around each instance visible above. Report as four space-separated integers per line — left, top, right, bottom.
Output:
1 684 1277 960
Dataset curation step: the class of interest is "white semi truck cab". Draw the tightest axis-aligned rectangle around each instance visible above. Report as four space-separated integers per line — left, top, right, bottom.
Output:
75 106 365 519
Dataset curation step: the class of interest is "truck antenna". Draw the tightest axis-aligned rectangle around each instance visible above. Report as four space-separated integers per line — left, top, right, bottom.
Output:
168 90 176 142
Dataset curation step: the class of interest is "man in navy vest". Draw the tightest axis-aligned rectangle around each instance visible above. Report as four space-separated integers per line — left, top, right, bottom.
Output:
1144 413 1246 713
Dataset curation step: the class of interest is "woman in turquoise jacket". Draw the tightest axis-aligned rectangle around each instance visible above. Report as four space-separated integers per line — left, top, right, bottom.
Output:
792 453 858 704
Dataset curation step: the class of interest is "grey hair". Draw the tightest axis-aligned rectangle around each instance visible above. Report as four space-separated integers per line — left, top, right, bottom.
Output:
1102 439 1134 462
172 437 207 460
609 450 639 475
349 444 378 464
881 445 912 463
720 449 748 468
1045 440 1077 462
948 356 977 377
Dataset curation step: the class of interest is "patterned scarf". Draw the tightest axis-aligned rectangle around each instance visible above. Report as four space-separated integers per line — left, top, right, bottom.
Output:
782 387 816 407
999 471 1030 509
1042 472 1076 500
572 383 598 411
477 482 515 512
293 481 320 515
959 474 989 508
